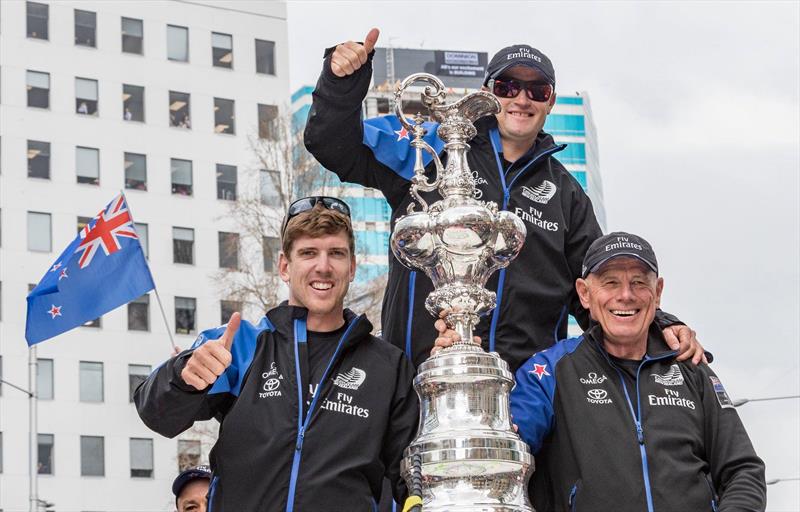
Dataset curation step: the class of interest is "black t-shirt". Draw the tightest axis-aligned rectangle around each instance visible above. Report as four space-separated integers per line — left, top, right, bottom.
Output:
608 354 642 392
305 322 348 403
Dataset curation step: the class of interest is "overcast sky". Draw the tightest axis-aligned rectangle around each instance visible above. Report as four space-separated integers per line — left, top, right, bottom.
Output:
287 1 800 509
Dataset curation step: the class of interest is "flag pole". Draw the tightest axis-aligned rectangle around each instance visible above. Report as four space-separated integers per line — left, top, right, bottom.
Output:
121 191 177 354
28 346 39 512
153 287 178 352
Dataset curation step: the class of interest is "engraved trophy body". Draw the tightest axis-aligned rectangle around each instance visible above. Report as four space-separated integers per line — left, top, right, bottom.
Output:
391 74 534 511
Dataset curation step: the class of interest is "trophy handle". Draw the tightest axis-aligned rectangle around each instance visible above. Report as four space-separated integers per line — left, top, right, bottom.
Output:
395 75 446 213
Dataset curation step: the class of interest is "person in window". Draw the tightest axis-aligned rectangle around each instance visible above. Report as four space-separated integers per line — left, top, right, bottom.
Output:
78 101 89 114
135 197 418 511
124 107 133 121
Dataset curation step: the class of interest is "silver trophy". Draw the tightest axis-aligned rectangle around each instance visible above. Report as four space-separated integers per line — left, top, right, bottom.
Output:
391 74 533 511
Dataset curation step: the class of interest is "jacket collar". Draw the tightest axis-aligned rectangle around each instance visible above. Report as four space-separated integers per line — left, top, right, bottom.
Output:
474 116 559 161
585 321 675 360
265 302 374 348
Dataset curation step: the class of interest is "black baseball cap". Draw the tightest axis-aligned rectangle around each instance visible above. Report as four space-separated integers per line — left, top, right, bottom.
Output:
484 44 556 86
581 232 658 278
172 464 212 497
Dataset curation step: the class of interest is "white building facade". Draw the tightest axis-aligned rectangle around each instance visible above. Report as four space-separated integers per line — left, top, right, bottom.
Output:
0 1 289 510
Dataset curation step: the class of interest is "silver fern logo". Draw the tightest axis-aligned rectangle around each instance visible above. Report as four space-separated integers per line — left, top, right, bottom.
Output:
651 364 684 386
334 367 367 390
522 180 557 205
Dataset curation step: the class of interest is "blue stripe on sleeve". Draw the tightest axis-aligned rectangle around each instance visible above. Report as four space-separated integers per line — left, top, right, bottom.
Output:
208 315 275 397
510 336 583 453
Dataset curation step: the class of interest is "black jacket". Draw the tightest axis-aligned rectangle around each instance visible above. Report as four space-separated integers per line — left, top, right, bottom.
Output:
305 49 608 372
135 305 419 511
511 324 766 512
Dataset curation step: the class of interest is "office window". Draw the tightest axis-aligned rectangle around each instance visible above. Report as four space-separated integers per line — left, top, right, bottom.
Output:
77 216 93 235
124 152 147 190
258 104 278 139
169 91 191 128
128 295 150 332
27 2 48 40
167 25 188 62
173 227 194 264
27 212 51 252
76 77 98 116
128 364 151 401
79 361 104 403
130 438 153 477
80 436 105 476
260 169 280 205
121 17 143 54
212 32 233 68
74 9 96 47
135 222 148 258
171 158 192 195
263 236 280 272
220 300 241 326
178 440 201 470
218 232 239 270
175 297 196 334
216 164 236 200
27 70 50 108
255 39 275 75
37 358 54 400
122 84 144 122
214 97 235 134
38 434 54 474
76 146 100 185
27 140 50 179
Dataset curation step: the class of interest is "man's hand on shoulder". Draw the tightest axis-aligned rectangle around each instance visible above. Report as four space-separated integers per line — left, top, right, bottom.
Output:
662 324 708 365
181 312 241 390
330 28 379 77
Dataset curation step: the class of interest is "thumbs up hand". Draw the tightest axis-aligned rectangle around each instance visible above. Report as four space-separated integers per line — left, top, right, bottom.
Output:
330 28 380 78
181 312 241 391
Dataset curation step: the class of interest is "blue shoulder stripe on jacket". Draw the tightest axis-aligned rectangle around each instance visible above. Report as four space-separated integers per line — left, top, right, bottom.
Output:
510 335 584 454
189 316 275 397
362 115 445 180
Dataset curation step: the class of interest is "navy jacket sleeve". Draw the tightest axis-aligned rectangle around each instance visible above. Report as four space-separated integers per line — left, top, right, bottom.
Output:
382 350 420 502
304 47 411 209
134 349 233 438
564 183 602 330
509 351 558 454
697 365 766 511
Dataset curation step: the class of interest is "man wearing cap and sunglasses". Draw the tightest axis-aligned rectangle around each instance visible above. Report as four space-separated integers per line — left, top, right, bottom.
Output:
505 232 765 511
135 197 418 511
305 28 704 375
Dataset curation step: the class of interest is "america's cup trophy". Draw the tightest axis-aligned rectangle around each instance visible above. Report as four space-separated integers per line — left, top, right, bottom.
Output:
391 73 534 511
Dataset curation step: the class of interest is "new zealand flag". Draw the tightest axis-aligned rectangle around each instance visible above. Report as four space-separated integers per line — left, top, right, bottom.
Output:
25 194 155 345
362 115 446 180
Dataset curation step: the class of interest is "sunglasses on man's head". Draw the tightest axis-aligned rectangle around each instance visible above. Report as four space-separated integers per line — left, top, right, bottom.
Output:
490 78 554 103
281 196 351 236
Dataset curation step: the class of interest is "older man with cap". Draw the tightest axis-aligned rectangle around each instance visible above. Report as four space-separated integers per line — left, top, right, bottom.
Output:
304 29 702 375
507 232 766 512
173 465 211 512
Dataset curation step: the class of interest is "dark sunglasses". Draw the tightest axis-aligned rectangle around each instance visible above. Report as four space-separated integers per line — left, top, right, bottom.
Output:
281 196 351 236
490 78 554 102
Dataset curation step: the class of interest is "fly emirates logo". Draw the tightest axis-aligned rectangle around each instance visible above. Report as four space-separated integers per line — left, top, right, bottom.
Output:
514 206 559 232
648 388 696 410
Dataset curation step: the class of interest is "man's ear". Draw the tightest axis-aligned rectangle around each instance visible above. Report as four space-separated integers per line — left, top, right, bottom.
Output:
278 252 290 284
575 277 591 309
546 91 557 113
655 277 664 308
349 255 356 282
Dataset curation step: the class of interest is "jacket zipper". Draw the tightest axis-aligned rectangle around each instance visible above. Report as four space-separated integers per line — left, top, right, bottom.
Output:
285 316 359 512
487 128 566 351
568 481 579 512
610 350 675 512
704 473 719 511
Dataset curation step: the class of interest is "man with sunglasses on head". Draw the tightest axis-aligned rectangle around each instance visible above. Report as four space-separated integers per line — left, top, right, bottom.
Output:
135 197 419 511
305 29 703 374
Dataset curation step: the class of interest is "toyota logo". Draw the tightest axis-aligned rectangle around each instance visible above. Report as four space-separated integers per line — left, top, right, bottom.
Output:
587 389 608 400
263 378 280 392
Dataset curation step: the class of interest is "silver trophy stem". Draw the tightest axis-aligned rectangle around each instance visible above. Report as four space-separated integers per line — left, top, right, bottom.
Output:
391 74 533 510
